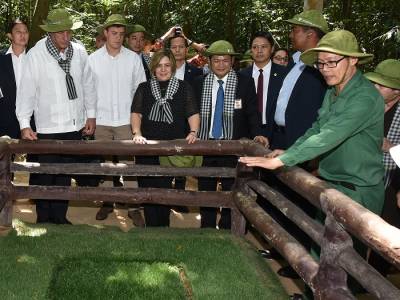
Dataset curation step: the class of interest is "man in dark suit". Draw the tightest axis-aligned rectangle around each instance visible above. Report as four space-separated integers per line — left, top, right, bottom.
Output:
194 40 263 229
239 31 287 144
167 35 203 85
0 19 29 139
272 10 328 150
266 10 329 282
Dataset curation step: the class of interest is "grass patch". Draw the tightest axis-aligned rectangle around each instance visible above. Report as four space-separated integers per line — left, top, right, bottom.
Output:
0 220 288 300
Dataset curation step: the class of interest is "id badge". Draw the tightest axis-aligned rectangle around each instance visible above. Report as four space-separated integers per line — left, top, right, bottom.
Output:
234 99 242 109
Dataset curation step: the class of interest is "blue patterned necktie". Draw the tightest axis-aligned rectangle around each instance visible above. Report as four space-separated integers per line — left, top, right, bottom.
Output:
212 80 224 139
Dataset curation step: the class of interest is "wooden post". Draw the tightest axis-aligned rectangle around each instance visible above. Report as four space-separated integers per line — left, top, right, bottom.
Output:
231 163 255 236
0 142 13 228
313 213 355 300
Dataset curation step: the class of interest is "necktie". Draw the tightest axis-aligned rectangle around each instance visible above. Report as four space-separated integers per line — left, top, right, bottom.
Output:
212 80 224 139
257 69 264 113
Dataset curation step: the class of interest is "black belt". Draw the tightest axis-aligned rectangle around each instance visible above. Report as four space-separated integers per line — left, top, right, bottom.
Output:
325 179 356 191
274 125 286 133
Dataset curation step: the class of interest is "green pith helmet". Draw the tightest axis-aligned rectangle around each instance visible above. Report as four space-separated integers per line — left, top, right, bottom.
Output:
286 9 329 34
126 24 152 39
300 30 373 66
39 8 83 32
103 14 127 29
365 59 400 90
204 40 240 57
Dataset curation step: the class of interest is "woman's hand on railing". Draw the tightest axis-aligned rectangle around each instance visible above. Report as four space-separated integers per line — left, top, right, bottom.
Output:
133 135 147 144
21 128 38 140
186 132 197 144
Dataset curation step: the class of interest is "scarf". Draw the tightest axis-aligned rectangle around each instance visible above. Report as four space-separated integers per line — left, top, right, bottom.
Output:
198 69 238 140
149 76 180 124
384 103 400 186
45 35 77 100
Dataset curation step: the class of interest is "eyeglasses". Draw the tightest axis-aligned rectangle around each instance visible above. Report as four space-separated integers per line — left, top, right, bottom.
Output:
273 55 288 62
314 56 346 69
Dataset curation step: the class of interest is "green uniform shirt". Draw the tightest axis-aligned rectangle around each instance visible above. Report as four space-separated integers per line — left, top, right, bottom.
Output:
279 70 384 187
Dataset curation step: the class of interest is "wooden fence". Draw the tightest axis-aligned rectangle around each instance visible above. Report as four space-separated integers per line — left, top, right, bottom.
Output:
0 138 399 299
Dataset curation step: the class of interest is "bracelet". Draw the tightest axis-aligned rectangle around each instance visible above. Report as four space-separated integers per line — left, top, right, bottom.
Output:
187 39 193 46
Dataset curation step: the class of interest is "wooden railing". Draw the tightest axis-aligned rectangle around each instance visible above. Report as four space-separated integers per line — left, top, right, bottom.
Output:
0 138 399 299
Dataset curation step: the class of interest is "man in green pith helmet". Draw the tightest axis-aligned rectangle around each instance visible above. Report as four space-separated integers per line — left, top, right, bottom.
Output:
126 24 152 81
240 29 385 297
16 8 96 224
194 40 264 229
88 14 146 223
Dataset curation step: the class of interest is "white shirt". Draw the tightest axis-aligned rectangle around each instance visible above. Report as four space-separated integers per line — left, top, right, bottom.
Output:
252 60 272 124
274 51 305 126
88 46 146 126
209 73 229 138
6 45 26 90
16 38 96 134
174 62 186 80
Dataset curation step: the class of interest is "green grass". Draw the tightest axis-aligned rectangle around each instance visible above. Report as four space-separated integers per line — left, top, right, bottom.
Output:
0 220 288 300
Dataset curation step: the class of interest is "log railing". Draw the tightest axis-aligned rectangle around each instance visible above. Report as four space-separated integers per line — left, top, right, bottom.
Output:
0 138 399 299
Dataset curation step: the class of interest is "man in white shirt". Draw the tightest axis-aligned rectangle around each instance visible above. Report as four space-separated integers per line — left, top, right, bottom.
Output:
0 19 29 139
16 8 96 224
87 14 146 221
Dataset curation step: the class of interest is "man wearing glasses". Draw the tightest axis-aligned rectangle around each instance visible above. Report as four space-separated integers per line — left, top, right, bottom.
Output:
240 29 385 218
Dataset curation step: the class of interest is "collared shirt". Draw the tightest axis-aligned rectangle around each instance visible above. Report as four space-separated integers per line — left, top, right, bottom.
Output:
88 46 146 126
174 62 186 80
252 60 272 124
16 38 96 134
274 51 305 126
209 73 229 138
6 45 26 90
279 70 384 188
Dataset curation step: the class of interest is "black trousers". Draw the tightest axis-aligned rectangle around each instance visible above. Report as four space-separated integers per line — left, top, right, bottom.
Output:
31 131 82 224
198 155 236 229
264 128 316 248
136 156 171 227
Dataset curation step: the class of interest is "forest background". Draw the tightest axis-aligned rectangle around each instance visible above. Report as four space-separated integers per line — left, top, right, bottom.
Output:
0 0 399 69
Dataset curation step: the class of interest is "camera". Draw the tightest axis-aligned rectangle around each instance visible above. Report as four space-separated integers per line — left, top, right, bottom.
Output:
175 26 182 36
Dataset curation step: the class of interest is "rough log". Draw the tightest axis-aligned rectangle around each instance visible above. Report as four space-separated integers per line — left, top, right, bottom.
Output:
233 190 319 289
339 248 400 300
11 186 233 208
313 213 355 300
0 143 12 226
246 179 323 245
11 162 236 178
6 139 250 156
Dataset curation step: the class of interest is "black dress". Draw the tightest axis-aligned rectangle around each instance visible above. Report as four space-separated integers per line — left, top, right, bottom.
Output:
131 79 198 226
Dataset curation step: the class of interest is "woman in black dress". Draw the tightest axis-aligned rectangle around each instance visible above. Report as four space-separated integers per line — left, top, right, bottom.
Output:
131 49 200 227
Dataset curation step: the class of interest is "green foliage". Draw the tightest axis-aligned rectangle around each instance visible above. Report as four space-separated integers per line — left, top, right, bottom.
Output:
0 0 399 63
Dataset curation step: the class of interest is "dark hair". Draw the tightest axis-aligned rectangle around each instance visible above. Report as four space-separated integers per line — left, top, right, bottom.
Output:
272 48 289 57
302 26 325 40
250 31 275 48
7 18 28 34
166 35 188 48
150 49 177 76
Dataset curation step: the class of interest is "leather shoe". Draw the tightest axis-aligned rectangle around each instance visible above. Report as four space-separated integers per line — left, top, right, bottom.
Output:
277 266 300 279
96 206 113 220
128 209 145 227
258 248 282 260
290 293 304 300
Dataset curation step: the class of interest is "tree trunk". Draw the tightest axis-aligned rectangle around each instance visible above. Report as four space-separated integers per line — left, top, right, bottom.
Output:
304 0 324 11
29 0 49 48
341 0 353 30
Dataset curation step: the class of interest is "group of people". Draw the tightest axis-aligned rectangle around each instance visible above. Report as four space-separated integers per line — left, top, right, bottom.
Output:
1 7 400 296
